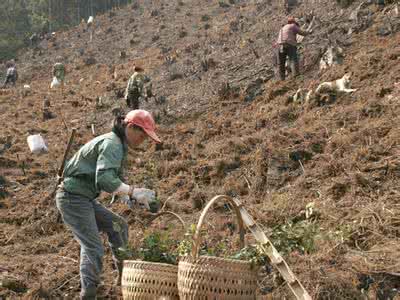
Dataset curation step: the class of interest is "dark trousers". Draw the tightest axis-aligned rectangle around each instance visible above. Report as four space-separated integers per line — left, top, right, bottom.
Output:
3 75 16 87
126 90 140 109
278 43 299 80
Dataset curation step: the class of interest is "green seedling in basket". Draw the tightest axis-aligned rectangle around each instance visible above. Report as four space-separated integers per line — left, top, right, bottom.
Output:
177 223 196 256
137 229 180 265
177 224 270 269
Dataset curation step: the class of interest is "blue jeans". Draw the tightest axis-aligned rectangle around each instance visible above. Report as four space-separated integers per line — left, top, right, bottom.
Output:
56 190 129 299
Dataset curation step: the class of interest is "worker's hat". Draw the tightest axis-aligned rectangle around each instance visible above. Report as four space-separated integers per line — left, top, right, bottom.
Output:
124 110 161 143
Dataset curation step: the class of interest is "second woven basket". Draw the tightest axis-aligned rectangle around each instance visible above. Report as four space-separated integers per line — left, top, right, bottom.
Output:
178 195 258 300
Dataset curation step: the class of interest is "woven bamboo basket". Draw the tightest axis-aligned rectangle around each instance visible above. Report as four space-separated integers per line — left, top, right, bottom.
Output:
122 211 185 300
178 195 258 300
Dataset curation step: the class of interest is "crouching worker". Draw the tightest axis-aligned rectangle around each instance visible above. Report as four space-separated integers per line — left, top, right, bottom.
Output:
56 110 161 299
52 56 66 95
125 66 151 109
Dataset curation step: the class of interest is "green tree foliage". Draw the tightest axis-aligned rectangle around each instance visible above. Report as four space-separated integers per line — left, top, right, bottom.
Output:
0 0 134 60
0 0 30 60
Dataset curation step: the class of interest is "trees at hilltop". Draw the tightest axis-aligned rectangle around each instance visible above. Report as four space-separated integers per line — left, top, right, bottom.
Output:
0 0 134 61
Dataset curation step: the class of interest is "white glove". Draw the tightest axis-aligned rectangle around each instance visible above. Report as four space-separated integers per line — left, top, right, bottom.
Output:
131 188 156 210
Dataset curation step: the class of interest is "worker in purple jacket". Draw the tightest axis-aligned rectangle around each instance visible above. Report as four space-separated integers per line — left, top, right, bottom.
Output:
276 17 311 80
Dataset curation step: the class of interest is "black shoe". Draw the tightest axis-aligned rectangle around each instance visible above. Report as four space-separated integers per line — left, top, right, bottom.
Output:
80 286 97 300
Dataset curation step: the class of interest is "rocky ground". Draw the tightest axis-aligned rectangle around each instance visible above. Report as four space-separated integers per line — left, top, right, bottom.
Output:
1 0 400 298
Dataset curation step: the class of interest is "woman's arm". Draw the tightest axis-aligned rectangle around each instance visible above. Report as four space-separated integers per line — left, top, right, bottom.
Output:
96 140 125 193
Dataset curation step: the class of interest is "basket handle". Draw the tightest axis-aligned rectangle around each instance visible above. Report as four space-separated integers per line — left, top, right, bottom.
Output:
149 211 186 230
191 195 245 259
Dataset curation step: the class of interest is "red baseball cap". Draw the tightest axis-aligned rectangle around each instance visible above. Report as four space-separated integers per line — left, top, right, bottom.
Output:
124 110 161 143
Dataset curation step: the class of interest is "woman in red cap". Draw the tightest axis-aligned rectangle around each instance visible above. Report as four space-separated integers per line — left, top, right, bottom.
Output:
56 109 161 299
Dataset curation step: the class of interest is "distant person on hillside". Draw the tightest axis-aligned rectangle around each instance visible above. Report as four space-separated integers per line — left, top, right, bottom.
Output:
276 17 311 80
125 66 152 109
30 33 39 48
2 61 18 88
56 110 161 299
87 16 94 42
285 0 298 13
376 0 385 10
41 20 49 36
52 56 66 95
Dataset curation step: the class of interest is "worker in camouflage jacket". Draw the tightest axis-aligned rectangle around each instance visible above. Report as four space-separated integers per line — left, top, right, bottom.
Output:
125 66 152 109
53 56 66 95
3 61 18 88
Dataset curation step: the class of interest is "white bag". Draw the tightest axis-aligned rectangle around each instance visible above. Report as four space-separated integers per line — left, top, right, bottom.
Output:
87 16 94 24
27 134 48 154
50 76 60 89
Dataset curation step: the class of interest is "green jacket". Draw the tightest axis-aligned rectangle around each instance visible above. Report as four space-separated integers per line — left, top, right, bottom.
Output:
63 132 128 199
53 63 65 81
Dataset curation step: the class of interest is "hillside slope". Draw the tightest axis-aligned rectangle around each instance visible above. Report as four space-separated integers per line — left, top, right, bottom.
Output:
1 0 400 298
